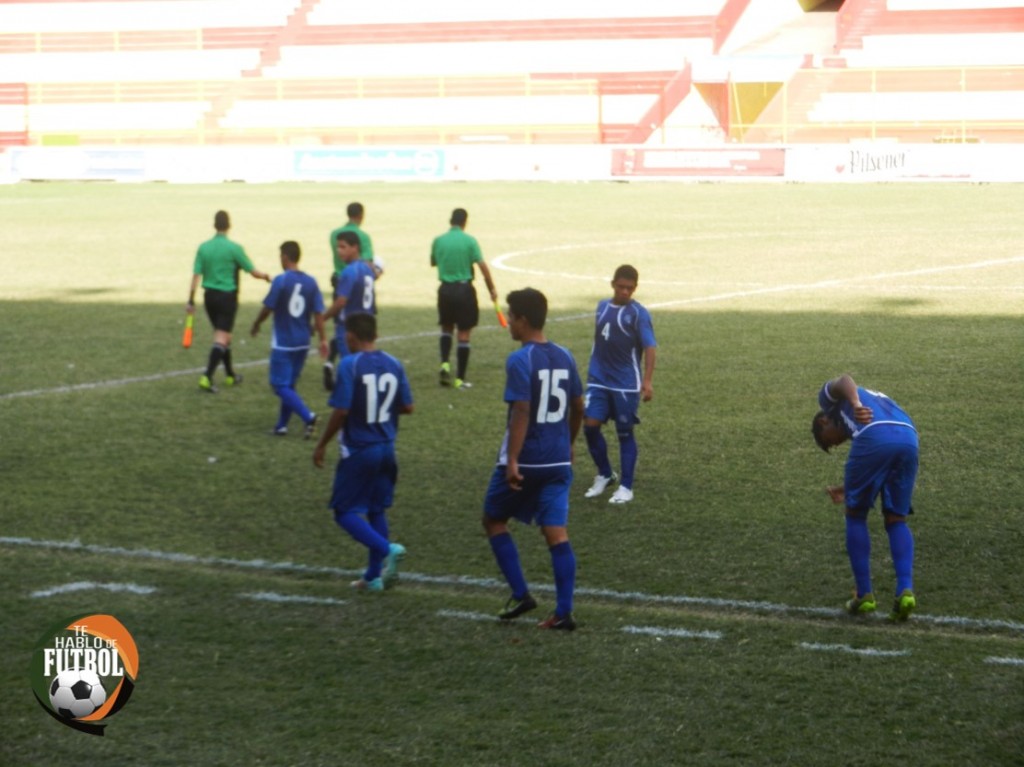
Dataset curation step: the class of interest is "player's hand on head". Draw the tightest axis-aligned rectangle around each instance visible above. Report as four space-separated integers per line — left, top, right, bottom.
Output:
853 405 873 423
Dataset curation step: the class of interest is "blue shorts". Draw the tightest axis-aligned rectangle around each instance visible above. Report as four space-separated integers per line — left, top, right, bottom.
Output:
329 443 397 517
269 348 309 389
845 426 919 516
585 387 640 429
483 464 572 528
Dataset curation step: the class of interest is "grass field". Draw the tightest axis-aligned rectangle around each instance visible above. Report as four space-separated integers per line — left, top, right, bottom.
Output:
2 181 1023 766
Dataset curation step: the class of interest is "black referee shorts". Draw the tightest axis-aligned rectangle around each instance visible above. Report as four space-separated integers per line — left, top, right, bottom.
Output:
437 281 479 331
204 288 239 333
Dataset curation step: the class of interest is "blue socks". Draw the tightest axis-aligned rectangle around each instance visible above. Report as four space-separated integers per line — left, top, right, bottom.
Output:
336 512 391 563
549 541 576 618
886 519 915 594
584 425 613 478
845 514 873 597
846 513 916 598
364 511 389 581
585 425 638 489
618 432 638 489
489 534 576 618
489 532 528 600
273 385 313 430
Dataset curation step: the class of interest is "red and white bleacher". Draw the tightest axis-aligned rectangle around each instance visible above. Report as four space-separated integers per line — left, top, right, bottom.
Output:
0 0 1021 146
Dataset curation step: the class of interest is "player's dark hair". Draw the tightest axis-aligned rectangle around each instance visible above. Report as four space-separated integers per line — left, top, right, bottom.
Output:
347 202 364 220
345 312 377 342
450 208 468 227
214 210 230 232
335 230 361 251
614 264 639 283
280 240 301 263
507 288 547 330
811 411 832 452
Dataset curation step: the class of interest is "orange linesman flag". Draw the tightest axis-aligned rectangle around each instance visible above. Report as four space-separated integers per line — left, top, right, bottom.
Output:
494 300 508 328
182 313 194 348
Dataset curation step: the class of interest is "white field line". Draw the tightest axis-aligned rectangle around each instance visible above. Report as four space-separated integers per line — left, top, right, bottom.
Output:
492 233 784 282
641 255 1024 312
29 581 158 598
5 536 1024 635
436 609 496 623
798 642 911 658
0 332 435 402
240 591 347 606
4 255 1020 403
621 625 723 641
984 656 1024 667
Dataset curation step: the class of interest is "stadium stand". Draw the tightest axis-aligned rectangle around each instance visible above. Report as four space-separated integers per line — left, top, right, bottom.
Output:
836 0 1023 52
714 0 1023 143
0 0 1021 146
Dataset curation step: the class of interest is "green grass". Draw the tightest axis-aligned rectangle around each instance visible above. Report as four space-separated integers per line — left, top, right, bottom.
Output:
2 182 1023 766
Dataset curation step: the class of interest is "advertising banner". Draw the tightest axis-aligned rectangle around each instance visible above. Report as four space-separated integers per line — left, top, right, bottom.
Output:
293 149 444 180
611 147 786 178
9 148 148 181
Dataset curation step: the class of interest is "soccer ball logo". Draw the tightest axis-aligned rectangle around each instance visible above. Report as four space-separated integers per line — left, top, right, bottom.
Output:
49 669 107 719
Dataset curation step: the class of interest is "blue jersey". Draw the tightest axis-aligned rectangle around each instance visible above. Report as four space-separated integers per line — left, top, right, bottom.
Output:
262 270 324 350
499 341 583 468
818 382 916 441
587 299 657 392
330 350 413 453
336 260 376 320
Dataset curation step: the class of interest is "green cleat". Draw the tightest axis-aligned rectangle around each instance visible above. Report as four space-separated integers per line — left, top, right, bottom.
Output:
224 373 242 387
351 577 384 593
845 592 877 616
439 362 452 387
382 543 406 588
888 590 916 623
198 375 217 393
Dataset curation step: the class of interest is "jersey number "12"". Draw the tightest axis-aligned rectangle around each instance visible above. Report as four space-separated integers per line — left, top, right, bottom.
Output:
361 372 398 423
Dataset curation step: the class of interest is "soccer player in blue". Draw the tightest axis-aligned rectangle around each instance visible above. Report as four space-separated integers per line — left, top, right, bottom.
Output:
250 241 328 438
812 373 919 622
483 288 584 630
313 313 413 593
322 230 377 391
582 265 657 505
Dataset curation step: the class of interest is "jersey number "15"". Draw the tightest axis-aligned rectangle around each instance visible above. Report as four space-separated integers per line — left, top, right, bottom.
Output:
536 369 569 424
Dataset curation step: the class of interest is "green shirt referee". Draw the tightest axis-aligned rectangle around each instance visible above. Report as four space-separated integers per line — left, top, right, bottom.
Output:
430 208 497 389
187 210 270 393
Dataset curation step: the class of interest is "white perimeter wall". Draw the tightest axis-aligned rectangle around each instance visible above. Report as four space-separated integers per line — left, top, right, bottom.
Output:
1 143 1023 183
